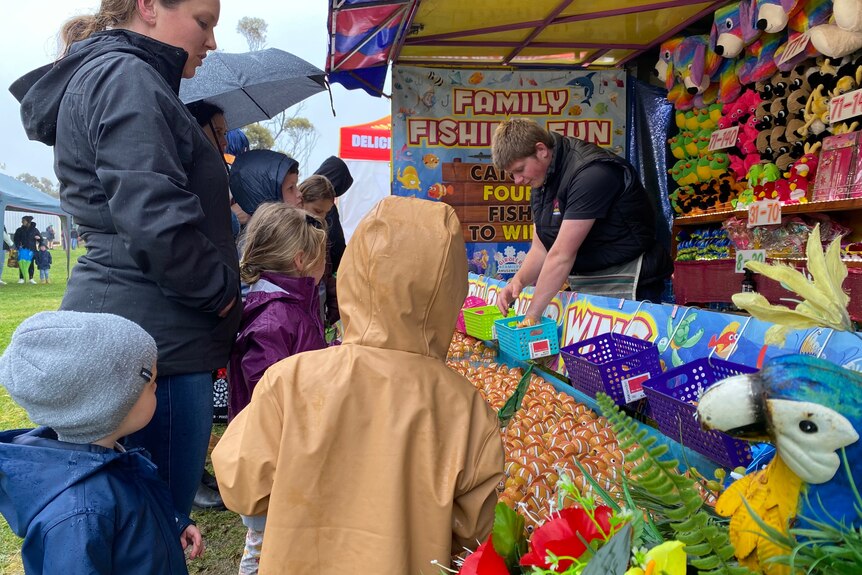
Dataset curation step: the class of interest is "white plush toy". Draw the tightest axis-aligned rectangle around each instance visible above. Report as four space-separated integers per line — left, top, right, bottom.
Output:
810 0 862 57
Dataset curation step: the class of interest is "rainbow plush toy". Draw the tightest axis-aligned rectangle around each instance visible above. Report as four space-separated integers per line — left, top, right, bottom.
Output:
754 0 804 33
711 1 751 57
656 37 694 109
774 0 832 70
673 35 723 106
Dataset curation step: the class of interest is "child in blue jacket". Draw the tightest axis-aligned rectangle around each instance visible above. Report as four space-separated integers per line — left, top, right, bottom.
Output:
0 311 203 574
34 244 52 283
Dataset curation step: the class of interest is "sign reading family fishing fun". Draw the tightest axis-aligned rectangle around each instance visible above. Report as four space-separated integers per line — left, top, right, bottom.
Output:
391 66 627 279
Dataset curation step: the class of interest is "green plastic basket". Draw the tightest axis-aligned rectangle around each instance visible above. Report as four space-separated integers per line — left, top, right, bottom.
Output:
463 306 511 340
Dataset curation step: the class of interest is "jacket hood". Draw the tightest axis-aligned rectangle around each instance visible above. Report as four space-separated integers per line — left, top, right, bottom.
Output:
338 196 467 359
244 273 318 314
0 427 145 536
230 150 299 215
313 156 354 197
10 29 187 146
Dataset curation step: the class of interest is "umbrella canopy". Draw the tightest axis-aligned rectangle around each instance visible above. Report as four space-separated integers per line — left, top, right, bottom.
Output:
180 48 327 130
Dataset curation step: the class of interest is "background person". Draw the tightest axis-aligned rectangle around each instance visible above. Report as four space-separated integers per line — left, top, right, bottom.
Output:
313 156 353 327
213 197 504 574
1 226 12 285
11 0 241 516
491 118 672 321
13 216 40 284
34 244 52 284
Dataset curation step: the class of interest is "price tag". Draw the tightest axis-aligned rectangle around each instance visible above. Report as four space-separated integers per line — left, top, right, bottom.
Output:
529 339 551 359
747 199 781 227
735 249 766 273
829 86 862 124
708 125 740 151
777 32 810 67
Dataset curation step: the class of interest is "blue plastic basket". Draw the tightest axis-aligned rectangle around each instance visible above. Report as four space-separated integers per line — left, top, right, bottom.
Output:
494 315 559 361
560 333 662 405
643 358 755 468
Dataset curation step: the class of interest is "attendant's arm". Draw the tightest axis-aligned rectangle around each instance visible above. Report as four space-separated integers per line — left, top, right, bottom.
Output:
496 229 547 314
524 218 594 322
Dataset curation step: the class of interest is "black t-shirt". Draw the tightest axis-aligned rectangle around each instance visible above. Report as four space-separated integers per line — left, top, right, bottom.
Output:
532 162 655 273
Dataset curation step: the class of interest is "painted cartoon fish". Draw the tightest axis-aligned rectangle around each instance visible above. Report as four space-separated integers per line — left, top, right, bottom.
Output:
568 105 582 116
468 151 492 161
423 154 440 169
396 166 421 191
567 71 597 106
594 102 609 115
468 71 484 85
427 183 453 200
395 144 414 162
708 321 740 359
614 128 625 135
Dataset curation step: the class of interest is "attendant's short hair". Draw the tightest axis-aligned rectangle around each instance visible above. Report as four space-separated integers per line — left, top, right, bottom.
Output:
491 118 554 171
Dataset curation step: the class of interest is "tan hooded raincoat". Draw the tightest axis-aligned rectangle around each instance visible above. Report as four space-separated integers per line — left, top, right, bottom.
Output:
213 196 504 574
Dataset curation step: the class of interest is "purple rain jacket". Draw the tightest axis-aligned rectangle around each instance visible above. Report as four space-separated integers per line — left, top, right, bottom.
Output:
229 272 326 419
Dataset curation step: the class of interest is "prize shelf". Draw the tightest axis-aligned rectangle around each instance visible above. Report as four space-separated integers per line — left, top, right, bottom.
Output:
671 198 862 320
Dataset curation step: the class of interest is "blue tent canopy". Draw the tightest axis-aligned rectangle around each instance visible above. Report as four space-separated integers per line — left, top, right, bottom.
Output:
0 173 64 216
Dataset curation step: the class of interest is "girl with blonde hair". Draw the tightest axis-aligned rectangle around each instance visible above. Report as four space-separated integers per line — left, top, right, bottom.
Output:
229 202 328 574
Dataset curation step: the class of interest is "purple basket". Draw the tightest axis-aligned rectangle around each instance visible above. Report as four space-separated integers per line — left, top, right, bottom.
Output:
643 358 755 469
561 333 662 405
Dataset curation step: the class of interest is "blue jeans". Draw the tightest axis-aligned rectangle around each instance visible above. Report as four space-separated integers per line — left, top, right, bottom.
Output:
39 269 49 281
126 372 213 516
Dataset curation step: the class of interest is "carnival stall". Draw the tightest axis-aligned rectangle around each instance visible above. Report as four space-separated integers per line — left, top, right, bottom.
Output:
328 1 862 574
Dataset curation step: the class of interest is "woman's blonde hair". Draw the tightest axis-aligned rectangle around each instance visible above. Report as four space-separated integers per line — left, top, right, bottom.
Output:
298 175 335 204
60 0 185 54
239 202 327 284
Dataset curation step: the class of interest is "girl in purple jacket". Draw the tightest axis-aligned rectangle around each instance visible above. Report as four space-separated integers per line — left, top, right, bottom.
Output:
229 202 329 574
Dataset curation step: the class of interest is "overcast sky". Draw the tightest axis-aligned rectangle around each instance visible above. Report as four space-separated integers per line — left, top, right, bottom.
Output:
0 1 391 182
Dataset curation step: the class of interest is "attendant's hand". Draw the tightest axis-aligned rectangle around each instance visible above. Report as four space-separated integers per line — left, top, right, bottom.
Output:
496 279 522 315
180 525 205 559
517 315 540 328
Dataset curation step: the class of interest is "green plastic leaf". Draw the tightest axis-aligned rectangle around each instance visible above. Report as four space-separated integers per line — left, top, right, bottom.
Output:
581 524 633 575
491 502 527 564
497 364 534 427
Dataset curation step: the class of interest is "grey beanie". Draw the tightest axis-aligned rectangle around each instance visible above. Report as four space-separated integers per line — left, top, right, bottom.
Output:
0 311 158 444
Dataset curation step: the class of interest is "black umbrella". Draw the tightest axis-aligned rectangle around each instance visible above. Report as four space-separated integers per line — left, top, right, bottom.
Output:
179 48 327 130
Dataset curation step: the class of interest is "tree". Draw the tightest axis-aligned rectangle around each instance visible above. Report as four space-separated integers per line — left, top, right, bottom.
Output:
275 115 320 174
17 173 59 198
244 123 275 150
237 17 267 51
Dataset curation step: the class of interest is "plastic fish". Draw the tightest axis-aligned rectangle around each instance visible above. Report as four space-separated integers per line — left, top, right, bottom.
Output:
396 166 421 190
422 154 440 169
567 71 597 106
468 71 484 85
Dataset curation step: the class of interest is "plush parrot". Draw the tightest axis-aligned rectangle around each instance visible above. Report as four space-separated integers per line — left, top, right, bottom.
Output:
698 354 862 574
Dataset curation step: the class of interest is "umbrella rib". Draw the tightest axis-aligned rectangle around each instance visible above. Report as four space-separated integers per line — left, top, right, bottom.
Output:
239 87 271 121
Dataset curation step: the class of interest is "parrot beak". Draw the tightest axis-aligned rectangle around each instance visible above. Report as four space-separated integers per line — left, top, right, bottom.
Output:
697 373 770 440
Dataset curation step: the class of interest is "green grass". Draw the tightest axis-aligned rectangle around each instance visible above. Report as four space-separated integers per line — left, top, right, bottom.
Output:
0 248 243 574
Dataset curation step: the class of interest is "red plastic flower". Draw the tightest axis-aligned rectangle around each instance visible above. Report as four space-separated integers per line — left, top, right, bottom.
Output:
519 506 614 570
459 535 509 575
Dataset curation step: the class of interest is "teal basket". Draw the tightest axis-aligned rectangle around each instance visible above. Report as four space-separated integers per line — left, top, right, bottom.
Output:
463 306 513 340
494 315 560 361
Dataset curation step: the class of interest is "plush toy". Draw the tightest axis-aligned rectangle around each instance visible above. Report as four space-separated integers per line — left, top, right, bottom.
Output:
743 31 783 82
786 65 812 117
656 37 695 109
785 141 821 200
669 134 687 160
799 83 830 139
753 0 804 33
774 0 833 70
712 2 751 57
810 0 862 57
754 99 774 130
673 35 719 99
